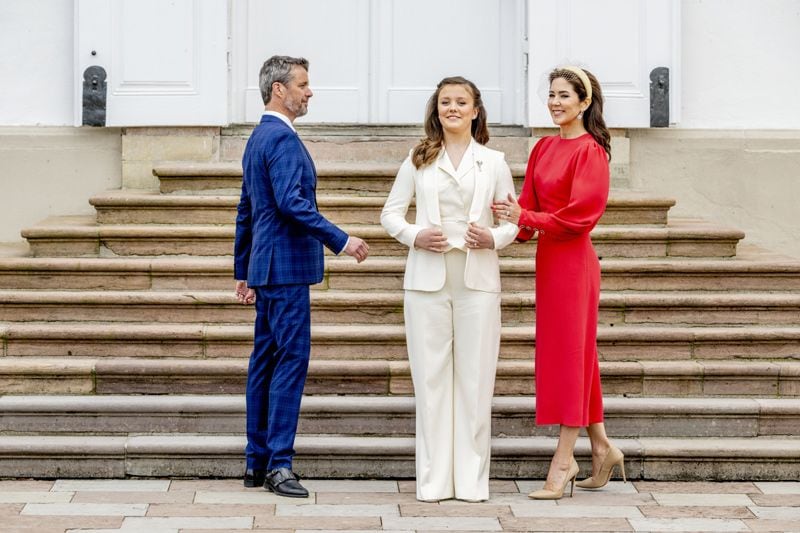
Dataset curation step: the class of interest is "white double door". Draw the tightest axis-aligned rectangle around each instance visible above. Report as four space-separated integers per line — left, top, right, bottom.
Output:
75 0 679 127
232 0 526 124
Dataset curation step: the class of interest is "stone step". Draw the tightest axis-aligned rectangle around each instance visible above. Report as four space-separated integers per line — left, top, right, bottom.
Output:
90 189 675 226
21 217 743 258
0 433 797 480
0 356 797 397
2 322 800 362
2 290 800 327
156 161 487 195
1 256 799 292
154 158 631 196
220 123 535 165
2 395 797 439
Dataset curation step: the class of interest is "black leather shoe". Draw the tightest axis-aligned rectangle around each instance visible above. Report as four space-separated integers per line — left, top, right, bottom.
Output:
243 468 266 488
264 467 309 498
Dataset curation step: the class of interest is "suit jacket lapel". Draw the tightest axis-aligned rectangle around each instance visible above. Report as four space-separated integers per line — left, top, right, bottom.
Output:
422 160 441 225
468 142 489 221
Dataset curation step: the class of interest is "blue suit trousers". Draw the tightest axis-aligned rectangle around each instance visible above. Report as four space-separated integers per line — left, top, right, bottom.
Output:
245 284 311 470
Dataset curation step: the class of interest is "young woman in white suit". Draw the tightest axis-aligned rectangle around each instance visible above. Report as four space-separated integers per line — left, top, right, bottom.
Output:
381 76 519 502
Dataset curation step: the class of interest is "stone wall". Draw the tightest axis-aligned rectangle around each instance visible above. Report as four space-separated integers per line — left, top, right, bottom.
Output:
629 129 800 259
0 127 121 243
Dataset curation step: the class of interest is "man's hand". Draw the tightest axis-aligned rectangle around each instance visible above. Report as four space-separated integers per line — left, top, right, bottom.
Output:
414 227 448 253
235 280 256 305
465 222 495 250
344 236 369 263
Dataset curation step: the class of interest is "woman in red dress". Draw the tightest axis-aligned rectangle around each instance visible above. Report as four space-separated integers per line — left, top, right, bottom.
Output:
494 66 625 499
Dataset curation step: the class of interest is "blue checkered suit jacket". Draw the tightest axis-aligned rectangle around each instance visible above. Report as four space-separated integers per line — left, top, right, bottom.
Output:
234 115 348 287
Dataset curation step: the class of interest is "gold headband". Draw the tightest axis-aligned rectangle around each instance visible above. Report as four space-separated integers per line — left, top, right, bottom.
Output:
561 66 592 101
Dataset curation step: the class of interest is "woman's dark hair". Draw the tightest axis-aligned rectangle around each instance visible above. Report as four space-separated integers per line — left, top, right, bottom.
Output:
549 68 611 161
411 76 489 169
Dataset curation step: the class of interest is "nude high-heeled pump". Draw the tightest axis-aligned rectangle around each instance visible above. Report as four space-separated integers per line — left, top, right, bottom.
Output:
576 445 626 489
528 458 580 500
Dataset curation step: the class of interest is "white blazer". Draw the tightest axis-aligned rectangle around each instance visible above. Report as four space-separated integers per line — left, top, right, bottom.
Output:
381 141 519 292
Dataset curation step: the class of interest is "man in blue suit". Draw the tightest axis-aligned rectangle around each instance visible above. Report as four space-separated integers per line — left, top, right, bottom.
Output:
234 55 369 498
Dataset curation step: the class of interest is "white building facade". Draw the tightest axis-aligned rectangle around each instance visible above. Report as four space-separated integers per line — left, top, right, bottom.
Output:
1 0 799 255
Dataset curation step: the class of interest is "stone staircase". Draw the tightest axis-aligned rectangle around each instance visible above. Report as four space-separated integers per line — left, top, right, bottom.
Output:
1 125 799 480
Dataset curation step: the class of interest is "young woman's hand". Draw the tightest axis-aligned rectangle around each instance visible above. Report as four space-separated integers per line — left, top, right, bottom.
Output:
466 222 495 250
414 227 449 252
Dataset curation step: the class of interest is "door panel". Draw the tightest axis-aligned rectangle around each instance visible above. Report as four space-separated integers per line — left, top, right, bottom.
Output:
75 0 228 126
234 0 524 124
529 0 678 127
375 0 523 124
239 0 370 123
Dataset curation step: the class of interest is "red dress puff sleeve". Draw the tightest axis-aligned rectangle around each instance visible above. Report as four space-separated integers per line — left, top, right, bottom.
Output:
517 137 609 241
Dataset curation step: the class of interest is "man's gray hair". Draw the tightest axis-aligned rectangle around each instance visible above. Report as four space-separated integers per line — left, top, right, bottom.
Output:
259 55 309 105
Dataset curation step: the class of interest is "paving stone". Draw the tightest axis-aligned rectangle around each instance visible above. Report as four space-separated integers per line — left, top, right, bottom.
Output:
628 517 749 532
0 516 124 530
438 493 548 506
747 506 800 520
741 518 800 532
517 480 638 494
639 506 756 519
67 530 172 533
296 529 415 533
399 503 512 518
315 491 420 504
301 479 398 493
252 515 382 529
147 502 275 517
295 531 412 533
0 503 24 514
71 490 194 504
381 516 502 531
510 503 644 518
10 528 65 533
652 493 755 507
20 502 148 516
552 492 658 506
194 490 315 504
0 480 54 491
748 493 800 507
120 516 253 529
0 491 73 503
182 530 291 533
754 481 800 494
52 479 170 492
499 516 633 531
275 503 398 516
169 479 251 492
397 479 519 494
634 481 760 494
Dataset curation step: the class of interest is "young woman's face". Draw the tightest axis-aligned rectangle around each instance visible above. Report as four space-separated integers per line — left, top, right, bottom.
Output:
437 84 478 135
548 77 584 127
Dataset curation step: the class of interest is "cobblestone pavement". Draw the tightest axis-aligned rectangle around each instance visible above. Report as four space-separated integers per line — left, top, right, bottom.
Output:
0 479 798 532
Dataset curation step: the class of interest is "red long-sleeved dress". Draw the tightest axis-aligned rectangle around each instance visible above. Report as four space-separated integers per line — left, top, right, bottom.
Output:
516 133 610 427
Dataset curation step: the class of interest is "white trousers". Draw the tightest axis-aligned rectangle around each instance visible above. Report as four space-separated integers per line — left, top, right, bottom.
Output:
404 250 501 501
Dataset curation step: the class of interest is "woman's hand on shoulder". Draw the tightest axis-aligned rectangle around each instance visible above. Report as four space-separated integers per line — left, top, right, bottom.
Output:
414 227 448 252
492 193 521 225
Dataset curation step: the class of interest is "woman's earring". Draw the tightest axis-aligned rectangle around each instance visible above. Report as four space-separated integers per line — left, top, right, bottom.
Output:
577 110 584 119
